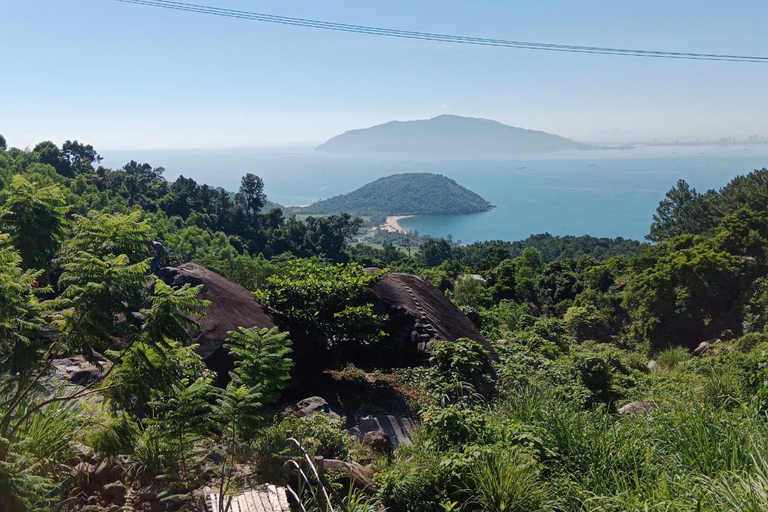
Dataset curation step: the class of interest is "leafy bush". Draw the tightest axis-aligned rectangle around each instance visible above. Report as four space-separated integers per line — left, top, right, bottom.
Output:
420 405 489 450
564 304 611 342
256 260 386 357
428 338 496 402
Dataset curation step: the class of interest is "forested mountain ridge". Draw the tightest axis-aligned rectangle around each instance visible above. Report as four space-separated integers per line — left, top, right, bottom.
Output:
302 172 493 216
317 114 593 156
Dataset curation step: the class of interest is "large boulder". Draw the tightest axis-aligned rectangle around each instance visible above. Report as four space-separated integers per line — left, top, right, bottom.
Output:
155 264 278 377
363 272 496 361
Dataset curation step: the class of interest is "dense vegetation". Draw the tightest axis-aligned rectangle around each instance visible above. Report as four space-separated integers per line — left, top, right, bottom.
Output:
302 172 493 218
2 136 768 512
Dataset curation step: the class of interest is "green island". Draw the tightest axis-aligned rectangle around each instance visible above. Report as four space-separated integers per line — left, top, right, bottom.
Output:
301 172 494 219
3 136 768 512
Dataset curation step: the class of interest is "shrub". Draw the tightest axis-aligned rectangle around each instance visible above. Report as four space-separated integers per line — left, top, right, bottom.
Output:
428 338 496 402
253 414 357 480
564 304 611 342
420 405 489 450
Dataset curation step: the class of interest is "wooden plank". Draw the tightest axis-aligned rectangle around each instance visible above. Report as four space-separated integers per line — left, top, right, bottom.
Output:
207 487 291 512
208 493 219 512
265 485 282 511
242 490 259 512
257 488 274 511
275 487 290 510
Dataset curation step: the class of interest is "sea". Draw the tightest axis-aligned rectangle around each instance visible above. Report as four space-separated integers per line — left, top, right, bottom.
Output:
101 145 768 244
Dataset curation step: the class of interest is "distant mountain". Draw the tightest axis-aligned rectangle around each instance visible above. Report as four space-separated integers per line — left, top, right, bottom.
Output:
302 173 493 217
317 115 593 156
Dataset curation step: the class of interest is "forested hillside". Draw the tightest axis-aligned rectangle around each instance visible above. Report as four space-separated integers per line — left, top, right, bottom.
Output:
2 136 768 512
302 172 493 217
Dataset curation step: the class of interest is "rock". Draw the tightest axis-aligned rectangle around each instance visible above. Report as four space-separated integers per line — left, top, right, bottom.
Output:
320 459 374 491
362 431 393 455
284 396 341 420
693 338 721 357
51 355 111 386
363 273 496 362
647 360 659 372
352 415 416 448
81 505 104 512
618 401 659 417
105 505 121 512
94 460 123 485
154 264 277 373
103 481 126 505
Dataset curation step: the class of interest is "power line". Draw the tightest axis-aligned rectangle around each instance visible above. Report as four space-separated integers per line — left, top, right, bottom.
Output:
108 0 768 63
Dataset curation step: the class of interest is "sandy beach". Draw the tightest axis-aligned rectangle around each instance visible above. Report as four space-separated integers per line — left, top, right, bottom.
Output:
380 215 413 233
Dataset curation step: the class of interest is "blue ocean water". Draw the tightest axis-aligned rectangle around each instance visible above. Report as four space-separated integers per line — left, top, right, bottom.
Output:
102 145 768 243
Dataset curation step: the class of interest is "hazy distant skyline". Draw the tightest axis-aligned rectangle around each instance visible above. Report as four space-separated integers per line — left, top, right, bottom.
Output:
2 0 767 150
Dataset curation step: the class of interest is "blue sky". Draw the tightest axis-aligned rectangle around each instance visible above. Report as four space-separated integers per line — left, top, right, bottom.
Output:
2 0 767 149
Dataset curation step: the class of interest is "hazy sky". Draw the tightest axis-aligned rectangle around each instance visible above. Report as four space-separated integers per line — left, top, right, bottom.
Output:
2 0 767 149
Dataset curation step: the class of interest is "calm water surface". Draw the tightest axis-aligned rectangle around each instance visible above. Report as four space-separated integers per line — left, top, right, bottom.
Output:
102 145 768 243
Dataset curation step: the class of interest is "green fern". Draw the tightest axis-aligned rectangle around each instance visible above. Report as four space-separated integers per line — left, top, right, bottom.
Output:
225 327 293 405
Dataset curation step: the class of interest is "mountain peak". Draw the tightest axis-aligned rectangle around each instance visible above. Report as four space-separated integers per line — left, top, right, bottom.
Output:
317 115 590 156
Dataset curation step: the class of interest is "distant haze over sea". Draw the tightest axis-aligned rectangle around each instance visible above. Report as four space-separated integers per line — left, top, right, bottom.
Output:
102 145 768 244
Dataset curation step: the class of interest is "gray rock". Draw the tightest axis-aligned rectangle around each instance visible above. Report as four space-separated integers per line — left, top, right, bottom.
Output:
647 360 659 372
362 430 393 455
285 396 341 420
352 415 416 447
618 401 659 417
51 355 111 386
693 338 721 357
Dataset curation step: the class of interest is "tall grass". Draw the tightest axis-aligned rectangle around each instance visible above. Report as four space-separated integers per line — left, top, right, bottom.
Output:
706 453 768 512
462 449 556 512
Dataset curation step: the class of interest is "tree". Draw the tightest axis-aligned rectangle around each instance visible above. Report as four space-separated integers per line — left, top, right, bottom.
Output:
647 180 703 241
452 275 491 309
0 175 68 272
419 238 453 267
0 134 6 151
61 140 102 176
514 247 543 303
235 173 266 214
121 160 165 206
624 241 745 347
278 214 363 262
33 141 71 177
224 327 293 404
63 211 151 265
487 259 517 302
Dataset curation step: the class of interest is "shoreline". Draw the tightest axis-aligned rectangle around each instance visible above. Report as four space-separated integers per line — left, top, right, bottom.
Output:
380 215 413 233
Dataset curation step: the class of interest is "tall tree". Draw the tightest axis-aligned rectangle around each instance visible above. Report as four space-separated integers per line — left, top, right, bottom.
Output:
235 173 266 214
0 175 68 272
61 140 102 176
33 141 71 177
